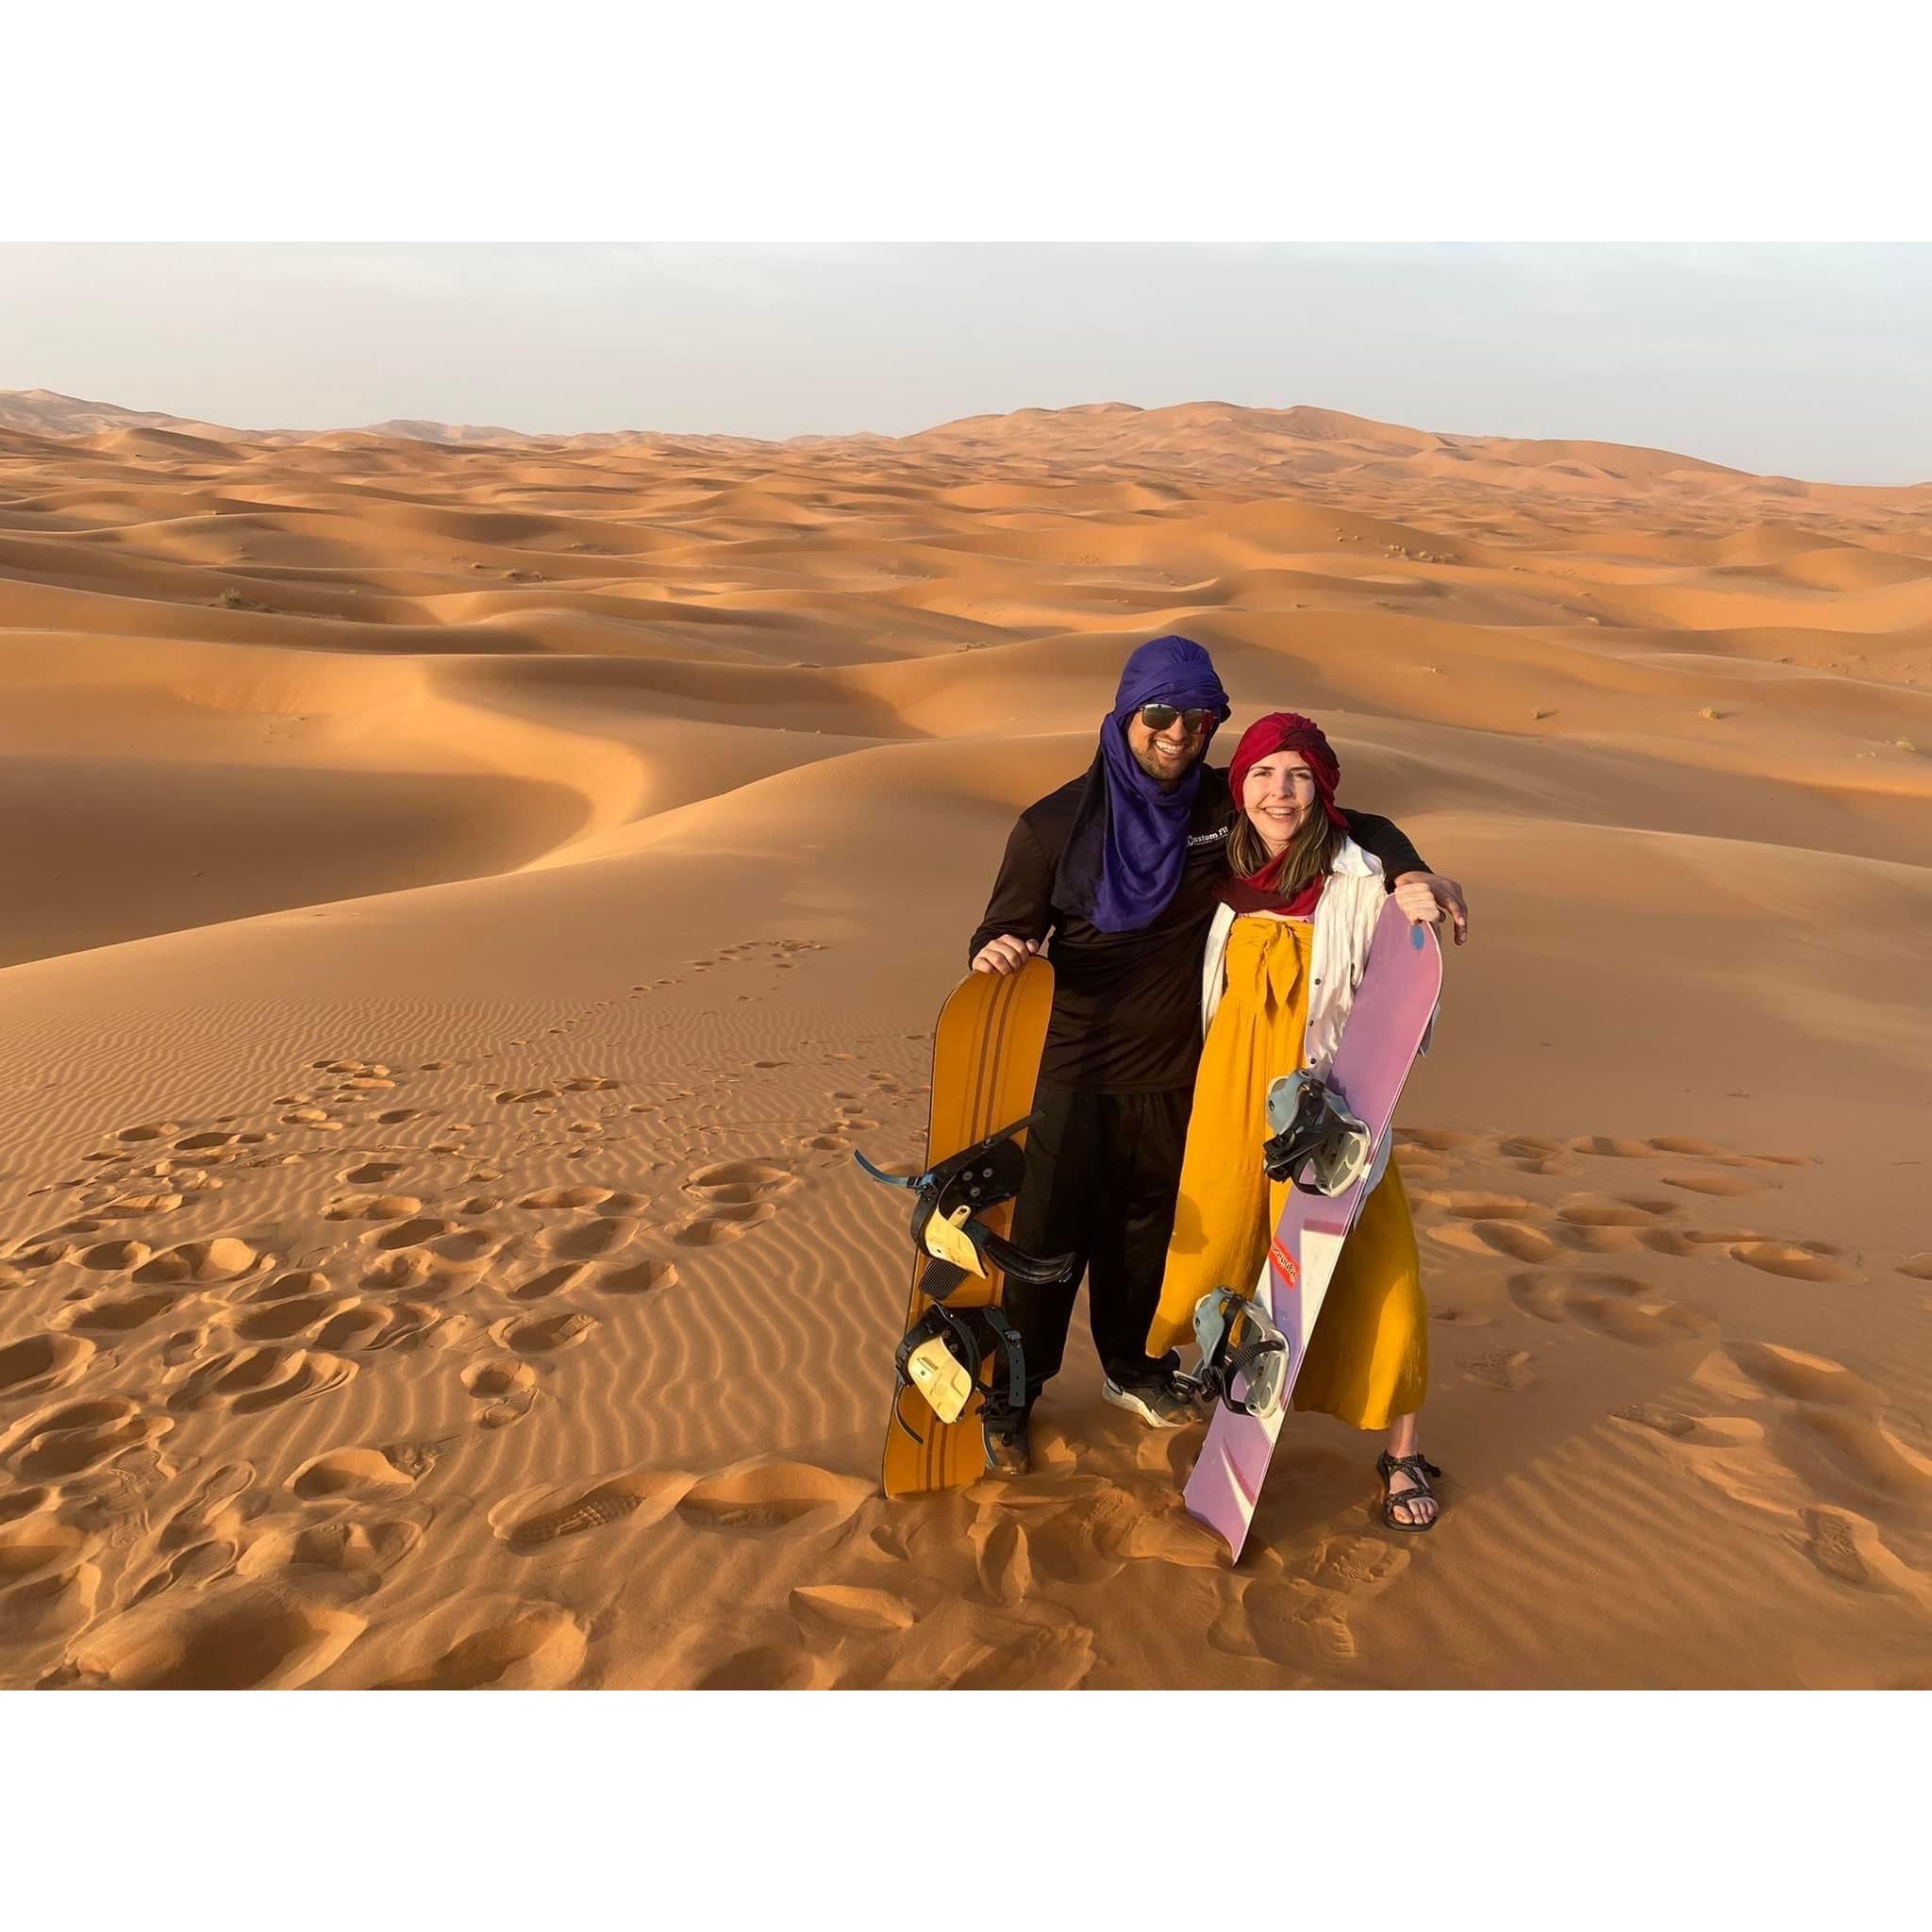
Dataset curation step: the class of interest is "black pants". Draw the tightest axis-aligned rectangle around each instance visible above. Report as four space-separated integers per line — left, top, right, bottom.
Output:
1003 1079 1194 1406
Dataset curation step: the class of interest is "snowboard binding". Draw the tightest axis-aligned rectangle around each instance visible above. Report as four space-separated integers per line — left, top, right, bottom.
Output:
891 1300 1027 1443
856 1114 1074 1287
1174 1286 1291 1421
858 1114 1073 1446
1260 1072 1374 1196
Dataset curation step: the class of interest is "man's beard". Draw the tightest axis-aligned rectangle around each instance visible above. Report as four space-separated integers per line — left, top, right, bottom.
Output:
1132 740 1204 788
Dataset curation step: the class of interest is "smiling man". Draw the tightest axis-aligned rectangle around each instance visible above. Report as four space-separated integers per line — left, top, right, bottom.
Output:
966 634 1466 1475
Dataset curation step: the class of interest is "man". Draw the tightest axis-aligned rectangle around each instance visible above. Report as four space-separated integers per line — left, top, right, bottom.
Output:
967 634 1467 1474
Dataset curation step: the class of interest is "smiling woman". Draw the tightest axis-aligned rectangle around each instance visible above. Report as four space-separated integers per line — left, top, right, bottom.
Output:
1230 748 1328 894
1149 710 1448 1530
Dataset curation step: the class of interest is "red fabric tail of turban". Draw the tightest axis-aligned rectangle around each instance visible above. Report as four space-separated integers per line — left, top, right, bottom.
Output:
1221 711 1349 914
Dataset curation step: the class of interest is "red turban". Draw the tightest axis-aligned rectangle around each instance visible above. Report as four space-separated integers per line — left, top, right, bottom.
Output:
1226 711 1348 834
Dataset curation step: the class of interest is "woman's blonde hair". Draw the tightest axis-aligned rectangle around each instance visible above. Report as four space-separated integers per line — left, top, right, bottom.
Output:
1227 803 1337 897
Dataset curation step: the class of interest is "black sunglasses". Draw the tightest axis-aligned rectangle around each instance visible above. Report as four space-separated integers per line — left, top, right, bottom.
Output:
1137 703 1216 734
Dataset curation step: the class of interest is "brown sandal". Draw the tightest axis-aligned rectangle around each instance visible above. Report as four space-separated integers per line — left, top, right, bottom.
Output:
1376 1451 1442 1532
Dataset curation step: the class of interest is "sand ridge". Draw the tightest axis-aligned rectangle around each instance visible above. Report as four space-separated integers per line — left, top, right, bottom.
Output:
0 393 1927 1688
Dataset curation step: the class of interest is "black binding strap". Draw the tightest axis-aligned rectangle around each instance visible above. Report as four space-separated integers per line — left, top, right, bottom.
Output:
978 1304 1027 1415
891 1300 1029 1441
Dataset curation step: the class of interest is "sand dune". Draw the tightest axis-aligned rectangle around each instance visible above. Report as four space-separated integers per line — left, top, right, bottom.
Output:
0 392 1927 1690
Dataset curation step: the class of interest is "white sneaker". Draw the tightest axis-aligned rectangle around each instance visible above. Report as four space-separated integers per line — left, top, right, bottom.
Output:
1101 1374 1196 1428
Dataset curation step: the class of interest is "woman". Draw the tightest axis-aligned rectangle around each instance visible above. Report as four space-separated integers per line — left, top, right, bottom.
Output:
1146 711 1441 1530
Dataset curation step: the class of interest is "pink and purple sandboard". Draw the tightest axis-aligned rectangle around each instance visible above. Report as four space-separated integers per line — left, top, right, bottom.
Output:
1183 899 1444 1562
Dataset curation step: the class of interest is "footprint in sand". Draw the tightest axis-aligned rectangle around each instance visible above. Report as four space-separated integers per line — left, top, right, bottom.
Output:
788 1584 918 1634
2 1555 104 1650
0 1337 96 1398
1018 1488 1150 1589
491 1468 691 1545
1413 1190 1539 1221
166 1345 358 1417
342 1279 455 1345
1539 1194 1681 1255
156 1461 258 1553
675 1202 777 1246
1 1396 174 1482
1772 1406 1932 1507
537 1216 639 1261
694 1643 831 1690
1444 1222 1561 1263
360 1215 461 1254
1398 1127 1484 1156
1728 1241 1857 1284
973 1518 1034 1605
1612 1403 1744 1446
1788 1507 1932 1606
1493 1133 1576 1172
1621 1339 1932 1532
55 1288 189 1336
231 1290 353 1342
519 1184 617 1210
0 1488 54 1527
600 1258 678 1296
374 1606 588 1690
356 1249 441 1292
124 1529 242 1607
940 1610 1097 1691
133 1237 273 1287
508 1261 591 1301
1556 1192 1679 1227
1461 1346 1538 1391
91 1190 188 1220
0 1503 92 1570
681 1160 799 1206
1506 1269 1718 1346
1661 1170 1768 1198
1217 1534 1412 1672
488 1309 599 1355
289 1445 427 1502
8 1232 90 1268
462 1358 538 1430
76 1238 155 1272
674 1462 872 1536
1565 1135 1653 1158
1718 1341 1885 1408
173 1129 275 1160
68 1582 366 1690
324 1192 425 1222
236 1513 426 1586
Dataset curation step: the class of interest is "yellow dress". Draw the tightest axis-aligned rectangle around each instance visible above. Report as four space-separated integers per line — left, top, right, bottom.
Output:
1147 914 1428 1430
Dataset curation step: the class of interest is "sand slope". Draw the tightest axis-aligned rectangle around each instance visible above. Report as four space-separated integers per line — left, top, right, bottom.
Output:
1 396 1928 1689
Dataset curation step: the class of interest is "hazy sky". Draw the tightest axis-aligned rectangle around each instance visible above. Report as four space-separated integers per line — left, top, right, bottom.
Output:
4 243 1928 485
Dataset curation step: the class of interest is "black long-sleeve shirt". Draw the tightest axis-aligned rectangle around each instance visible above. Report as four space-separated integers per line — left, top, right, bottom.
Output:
968 767 1428 1092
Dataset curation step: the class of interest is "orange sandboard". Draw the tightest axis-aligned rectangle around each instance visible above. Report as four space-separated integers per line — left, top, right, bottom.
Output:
881 957 1055 1499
